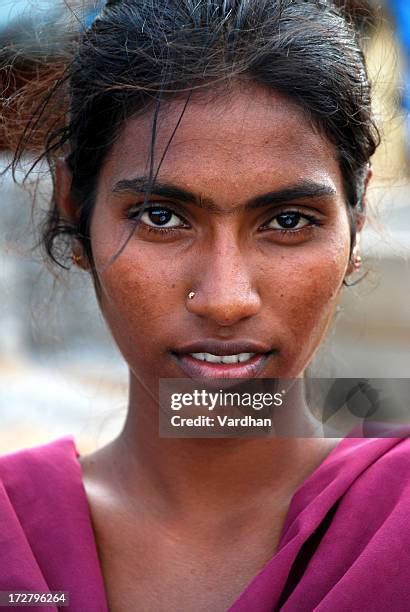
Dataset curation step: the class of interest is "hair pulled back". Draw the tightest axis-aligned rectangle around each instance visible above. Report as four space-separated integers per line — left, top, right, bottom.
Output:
9 0 380 269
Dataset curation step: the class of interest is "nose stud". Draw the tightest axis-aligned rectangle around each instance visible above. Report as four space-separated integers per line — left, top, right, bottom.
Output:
188 291 196 300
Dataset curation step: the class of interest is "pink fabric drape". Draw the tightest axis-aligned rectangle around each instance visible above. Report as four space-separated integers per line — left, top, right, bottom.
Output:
0 435 408 611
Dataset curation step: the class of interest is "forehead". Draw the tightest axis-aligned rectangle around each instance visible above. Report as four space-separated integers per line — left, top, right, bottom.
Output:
102 85 343 196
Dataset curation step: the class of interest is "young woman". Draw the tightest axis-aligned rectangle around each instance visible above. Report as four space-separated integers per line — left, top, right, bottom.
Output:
1 1 408 610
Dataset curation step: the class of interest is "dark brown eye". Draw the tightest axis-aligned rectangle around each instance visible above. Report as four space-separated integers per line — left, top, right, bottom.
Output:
266 212 310 230
141 207 184 228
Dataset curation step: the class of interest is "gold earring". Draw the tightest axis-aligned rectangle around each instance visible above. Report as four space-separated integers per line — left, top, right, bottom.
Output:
352 244 362 270
353 253 362 270
71 253 82 265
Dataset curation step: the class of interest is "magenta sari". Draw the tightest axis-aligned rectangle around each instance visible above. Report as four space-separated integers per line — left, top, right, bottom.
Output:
0 435 408 611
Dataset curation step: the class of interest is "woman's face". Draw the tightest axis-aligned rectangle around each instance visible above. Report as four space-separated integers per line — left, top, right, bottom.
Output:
88 87 353 384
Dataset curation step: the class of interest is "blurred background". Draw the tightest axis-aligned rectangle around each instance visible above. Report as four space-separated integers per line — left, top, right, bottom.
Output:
0 0 409 454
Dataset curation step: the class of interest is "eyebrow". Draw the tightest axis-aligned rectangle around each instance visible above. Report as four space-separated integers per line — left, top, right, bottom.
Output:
112 176 337 214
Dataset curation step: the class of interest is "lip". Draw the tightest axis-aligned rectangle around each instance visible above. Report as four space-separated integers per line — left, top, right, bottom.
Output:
171 340 276 379
173 340 273 356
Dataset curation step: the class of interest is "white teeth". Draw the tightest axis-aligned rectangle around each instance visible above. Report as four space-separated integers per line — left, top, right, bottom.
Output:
190 352 256 364
238 353 254 363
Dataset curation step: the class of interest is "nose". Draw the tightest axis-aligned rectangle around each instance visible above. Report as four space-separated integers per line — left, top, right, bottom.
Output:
186 234 262 326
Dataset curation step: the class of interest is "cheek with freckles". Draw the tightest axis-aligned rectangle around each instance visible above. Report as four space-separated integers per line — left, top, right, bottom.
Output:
94 251 183 375
267 248 348 377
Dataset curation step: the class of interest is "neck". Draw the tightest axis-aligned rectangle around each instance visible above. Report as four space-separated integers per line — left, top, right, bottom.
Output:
104 373 338 518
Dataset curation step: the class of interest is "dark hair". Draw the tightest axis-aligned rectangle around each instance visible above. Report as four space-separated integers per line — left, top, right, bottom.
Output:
9 0 380 272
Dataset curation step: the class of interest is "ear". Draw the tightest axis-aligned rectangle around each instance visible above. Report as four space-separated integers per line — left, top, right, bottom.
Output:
55 158 77 223
345 165 372 277
356 164 373 234
55 159 89 270
356 165 372 233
